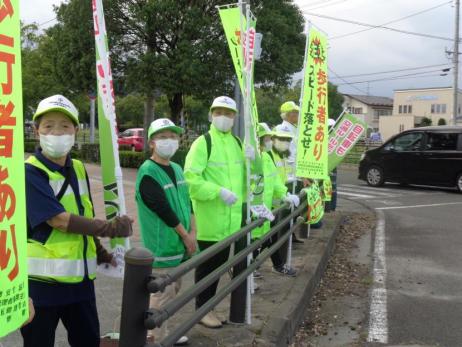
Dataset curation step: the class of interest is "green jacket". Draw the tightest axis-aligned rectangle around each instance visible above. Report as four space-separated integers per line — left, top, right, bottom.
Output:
252 152 287 239
26 156 97 283
271 150 290 184
135 160 191 268
184 125 245 242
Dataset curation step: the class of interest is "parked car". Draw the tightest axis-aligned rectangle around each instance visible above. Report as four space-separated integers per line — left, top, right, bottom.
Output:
359 126 462 192
118 128 144 151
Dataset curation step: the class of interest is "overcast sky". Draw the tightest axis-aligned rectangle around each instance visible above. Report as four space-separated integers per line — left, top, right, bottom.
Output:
21 0 458 98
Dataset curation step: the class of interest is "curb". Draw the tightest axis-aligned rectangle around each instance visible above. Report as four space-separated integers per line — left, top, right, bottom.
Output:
257 214 346 346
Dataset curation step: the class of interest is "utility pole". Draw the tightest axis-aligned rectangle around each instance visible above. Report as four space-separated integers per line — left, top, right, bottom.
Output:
453 0 460 125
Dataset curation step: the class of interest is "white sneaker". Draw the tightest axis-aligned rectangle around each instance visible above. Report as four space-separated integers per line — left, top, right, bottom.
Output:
174 335 189 346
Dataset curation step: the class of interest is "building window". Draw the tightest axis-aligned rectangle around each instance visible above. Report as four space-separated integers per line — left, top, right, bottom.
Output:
351 107 363 114
408 105 412 114
431 103 447 114
398 105 412 114
399 105 402 113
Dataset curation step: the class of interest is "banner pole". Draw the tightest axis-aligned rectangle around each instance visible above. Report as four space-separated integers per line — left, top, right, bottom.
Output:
287 21 310 267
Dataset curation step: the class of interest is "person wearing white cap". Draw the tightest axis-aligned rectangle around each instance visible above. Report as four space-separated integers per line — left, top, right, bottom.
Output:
135 118 195 346
184 96 250 328
22 95 133 347
276 101 300 181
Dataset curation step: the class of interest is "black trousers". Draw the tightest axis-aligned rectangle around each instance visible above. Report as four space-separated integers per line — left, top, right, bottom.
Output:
20 299 100 347
253 232 284 269
195 235 247 310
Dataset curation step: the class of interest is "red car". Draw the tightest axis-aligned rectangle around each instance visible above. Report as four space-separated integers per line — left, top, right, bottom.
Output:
117 128 144 151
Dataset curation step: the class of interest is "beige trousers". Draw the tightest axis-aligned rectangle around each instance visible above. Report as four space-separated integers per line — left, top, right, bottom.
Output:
148 268 182 342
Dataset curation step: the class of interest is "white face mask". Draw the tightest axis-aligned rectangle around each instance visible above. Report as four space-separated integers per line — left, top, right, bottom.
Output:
263 140 273 152
40 134 75 158
154 139 179 159
212 115 234 132
273 139 290 152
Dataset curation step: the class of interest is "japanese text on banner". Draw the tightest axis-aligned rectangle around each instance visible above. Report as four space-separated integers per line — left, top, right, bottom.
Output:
296 28 329 179
328 113 366 172
0 0 29 337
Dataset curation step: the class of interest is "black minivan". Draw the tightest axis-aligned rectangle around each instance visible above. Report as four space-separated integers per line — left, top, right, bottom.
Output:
358 126 462 192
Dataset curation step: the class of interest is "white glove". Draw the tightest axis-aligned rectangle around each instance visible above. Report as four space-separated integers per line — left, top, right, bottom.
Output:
219 188 238 206
245 145 255 160
284 193 300 208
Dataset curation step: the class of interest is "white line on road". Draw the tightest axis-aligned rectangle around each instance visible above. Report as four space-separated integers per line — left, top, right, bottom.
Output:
375 202 462 210
368 209 388 344
338 191 375 199
339 186 398 197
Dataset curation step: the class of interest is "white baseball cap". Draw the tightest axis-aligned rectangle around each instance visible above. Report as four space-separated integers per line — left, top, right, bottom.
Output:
148 118 184 139
33 95 79 125
272 124 294 139
210 96 238 113
328 118 336 127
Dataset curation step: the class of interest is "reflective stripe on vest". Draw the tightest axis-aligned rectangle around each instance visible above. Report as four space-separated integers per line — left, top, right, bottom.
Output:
28 257 97 278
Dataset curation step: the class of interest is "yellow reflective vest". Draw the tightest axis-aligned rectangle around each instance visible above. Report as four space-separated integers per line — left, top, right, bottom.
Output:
252 151 287 239
184 125 246 241
271 150 291 185
26 155 97 283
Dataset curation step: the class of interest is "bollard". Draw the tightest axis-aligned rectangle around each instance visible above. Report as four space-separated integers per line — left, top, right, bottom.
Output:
119 247 154 347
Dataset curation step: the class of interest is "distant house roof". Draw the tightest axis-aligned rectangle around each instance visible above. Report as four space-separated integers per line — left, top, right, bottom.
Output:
343 94 393 107
394 86 453 92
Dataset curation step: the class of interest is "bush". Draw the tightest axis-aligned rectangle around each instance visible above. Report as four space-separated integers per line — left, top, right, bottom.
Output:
24 140 38 153
119 151 146 168
118 144 134 151
80 143 100 163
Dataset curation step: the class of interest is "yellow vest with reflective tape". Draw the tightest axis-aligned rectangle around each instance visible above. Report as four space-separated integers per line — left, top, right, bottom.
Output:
26 155 97 283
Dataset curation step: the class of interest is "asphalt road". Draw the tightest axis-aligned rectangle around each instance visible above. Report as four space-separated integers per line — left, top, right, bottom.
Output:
337 166 462 347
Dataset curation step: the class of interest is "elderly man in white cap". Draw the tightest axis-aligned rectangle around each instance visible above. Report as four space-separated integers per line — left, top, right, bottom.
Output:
184 96 252 328
135 118 196 346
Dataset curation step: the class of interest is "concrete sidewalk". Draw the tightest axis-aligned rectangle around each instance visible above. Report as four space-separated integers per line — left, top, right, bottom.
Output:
1 163 348 347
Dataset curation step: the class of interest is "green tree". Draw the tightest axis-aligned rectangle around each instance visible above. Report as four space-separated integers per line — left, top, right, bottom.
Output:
116 94 145 128
420 117 432 127
438 118 447 126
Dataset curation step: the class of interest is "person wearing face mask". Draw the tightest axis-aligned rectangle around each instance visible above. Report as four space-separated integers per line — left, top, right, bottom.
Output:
252 123 299 277
22 95 133 347
135 118 196 346
184 96 248 329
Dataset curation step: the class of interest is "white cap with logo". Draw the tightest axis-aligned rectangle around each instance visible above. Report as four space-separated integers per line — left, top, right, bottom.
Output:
210 96 238 113
148 118 184 139
33 95 79 125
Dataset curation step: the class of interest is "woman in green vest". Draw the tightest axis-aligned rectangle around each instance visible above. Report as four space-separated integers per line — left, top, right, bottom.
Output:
22 95 133 347
135 118 196 346
252 123 299 277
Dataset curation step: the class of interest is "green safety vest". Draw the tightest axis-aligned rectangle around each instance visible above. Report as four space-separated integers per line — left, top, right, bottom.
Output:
26 155 97 283
271 150 290 185
252 152 287 239
184 124 245 242
304 181 324 225
135 160 191 268
322 177 333 202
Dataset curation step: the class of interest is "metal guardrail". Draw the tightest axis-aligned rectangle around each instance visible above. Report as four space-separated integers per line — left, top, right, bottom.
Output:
118 200 308 347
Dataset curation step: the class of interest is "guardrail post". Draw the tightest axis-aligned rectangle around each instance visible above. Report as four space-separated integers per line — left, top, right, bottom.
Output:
229 234 248 323
119 247 154 347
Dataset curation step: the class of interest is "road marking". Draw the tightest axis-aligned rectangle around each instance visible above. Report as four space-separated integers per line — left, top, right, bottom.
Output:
339 186 399 197
368 209 388 344
375 202 462 210
342 184 405 193
338 191 375 199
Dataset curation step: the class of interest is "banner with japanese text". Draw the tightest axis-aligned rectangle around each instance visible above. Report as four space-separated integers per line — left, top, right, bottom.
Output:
92 0 128 277
328 113 366 172
295 28 329 179
218 5 262 174
0 0 29 336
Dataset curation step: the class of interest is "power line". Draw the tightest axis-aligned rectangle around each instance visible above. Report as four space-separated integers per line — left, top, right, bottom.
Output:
330 1 452 40
328 66 369 94
329 63 452 79
301 11 455 42
301 0 351 11
37 17 57 27
336 70 449 85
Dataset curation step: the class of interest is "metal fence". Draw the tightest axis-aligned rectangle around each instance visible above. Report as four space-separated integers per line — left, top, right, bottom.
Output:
118 199 308 347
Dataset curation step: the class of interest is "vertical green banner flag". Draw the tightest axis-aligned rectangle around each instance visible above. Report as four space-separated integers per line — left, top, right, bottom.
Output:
218 5 262 173
328 113 366 172
0 0 29 336
296 28 329 179
92 0 128 277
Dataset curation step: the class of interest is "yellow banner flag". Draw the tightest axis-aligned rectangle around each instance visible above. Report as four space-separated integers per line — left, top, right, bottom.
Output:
0 0 29 337
296 28 329 179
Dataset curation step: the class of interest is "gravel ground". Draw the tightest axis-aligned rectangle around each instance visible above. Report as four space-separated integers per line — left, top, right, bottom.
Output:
290 212 376 347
